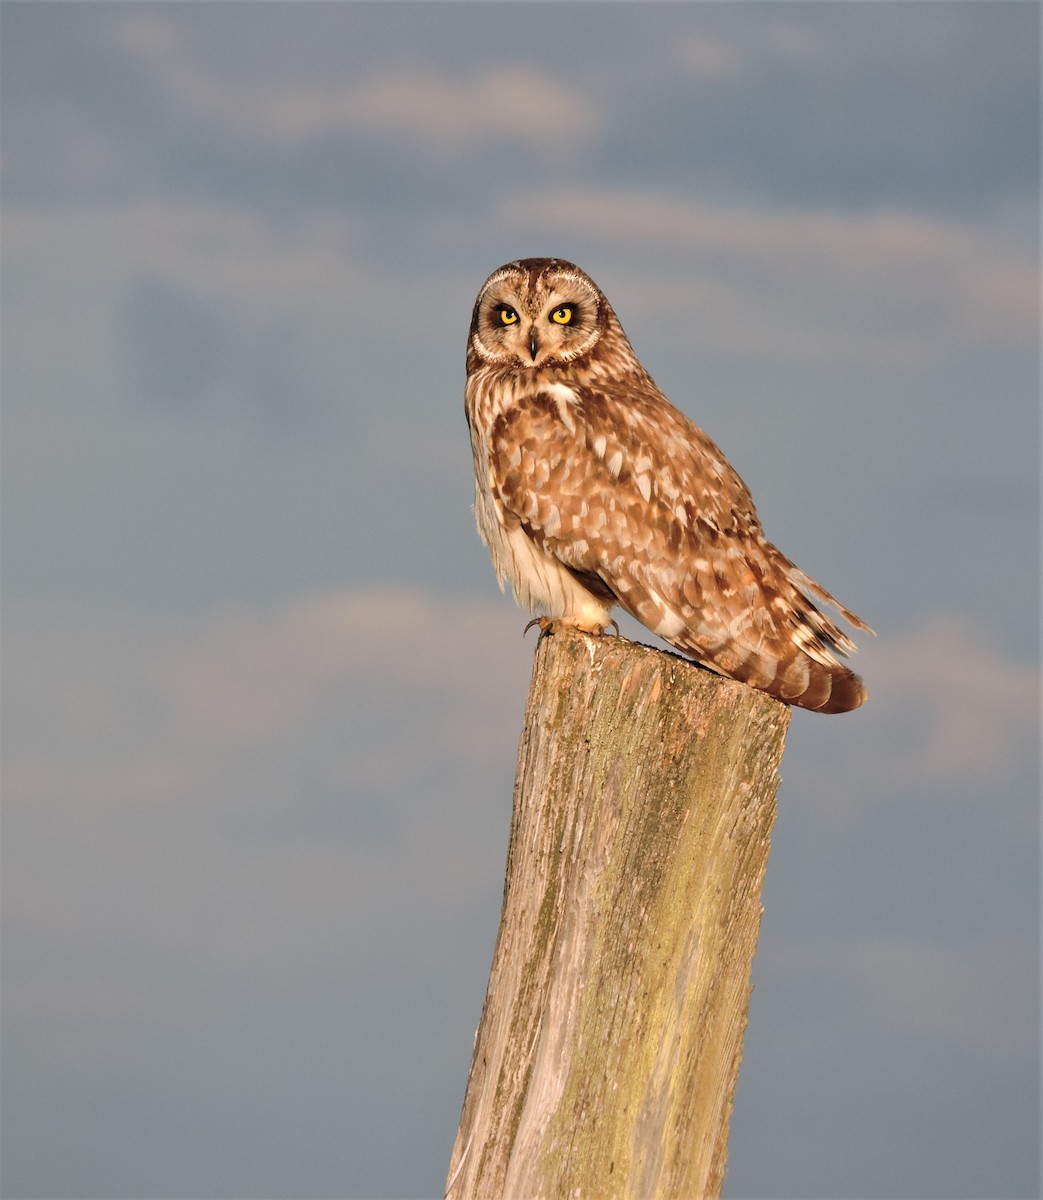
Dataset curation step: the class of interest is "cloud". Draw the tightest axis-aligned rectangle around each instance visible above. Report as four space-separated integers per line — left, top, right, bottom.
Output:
150 588 532 763
298 66 599 159
488 188 1038 361
673 33 747 80
5 588 532 822
110 11 598 159
5 197 373 440
5 197 362 315
856 613 1039 787
3 589 534 1028
8 598 1033 894
3 191 500 349
674 18 827 79
774 610 1039 892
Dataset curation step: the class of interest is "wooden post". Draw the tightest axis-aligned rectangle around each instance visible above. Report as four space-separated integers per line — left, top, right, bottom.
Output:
446 627 790 1200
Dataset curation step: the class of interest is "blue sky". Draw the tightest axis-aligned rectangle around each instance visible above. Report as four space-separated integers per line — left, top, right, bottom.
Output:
1 3 1039 1198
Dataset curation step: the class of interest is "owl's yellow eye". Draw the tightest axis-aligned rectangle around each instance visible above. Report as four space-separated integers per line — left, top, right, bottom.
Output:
498 306 519 325
550 306 574 325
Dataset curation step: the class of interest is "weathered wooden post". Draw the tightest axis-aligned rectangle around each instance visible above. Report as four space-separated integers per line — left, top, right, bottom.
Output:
446 627 789 1200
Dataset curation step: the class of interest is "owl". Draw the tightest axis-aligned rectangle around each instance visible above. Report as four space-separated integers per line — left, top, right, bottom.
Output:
465 258 871 713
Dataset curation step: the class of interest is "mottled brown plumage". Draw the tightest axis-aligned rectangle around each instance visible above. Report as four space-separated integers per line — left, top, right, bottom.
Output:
465 258 871 713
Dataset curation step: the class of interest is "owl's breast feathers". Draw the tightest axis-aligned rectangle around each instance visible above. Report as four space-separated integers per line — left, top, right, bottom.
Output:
467 370 870 713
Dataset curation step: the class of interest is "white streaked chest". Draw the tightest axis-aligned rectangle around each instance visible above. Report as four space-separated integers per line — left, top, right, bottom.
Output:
464 369 610 626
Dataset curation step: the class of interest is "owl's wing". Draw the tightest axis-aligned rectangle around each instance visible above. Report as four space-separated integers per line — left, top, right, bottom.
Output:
489 381 869 712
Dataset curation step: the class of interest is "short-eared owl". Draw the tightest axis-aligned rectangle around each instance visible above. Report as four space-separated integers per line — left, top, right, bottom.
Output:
465 258 870 713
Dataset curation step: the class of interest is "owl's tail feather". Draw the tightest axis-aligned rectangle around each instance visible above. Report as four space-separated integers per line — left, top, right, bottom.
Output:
788 662 867 714
788 565 875 636
772 559 871 711
731 646 867 713
668 596 869 712
670 625 868 714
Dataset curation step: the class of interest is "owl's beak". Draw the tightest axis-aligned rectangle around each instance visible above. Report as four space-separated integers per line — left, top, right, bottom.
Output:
528 327 540 361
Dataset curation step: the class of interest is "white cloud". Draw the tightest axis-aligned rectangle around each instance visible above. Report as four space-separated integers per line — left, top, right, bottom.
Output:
5 588 533 822
782 610 1039 852
858 613 1039 786
6 590 1035 847
110 12 598 158
3 588 534 1023
674 33 747 80
675 19 827 78
489 188 1038 361
9 598 1034 885
307 66 598 158
5 197 362 323
151 588 534 766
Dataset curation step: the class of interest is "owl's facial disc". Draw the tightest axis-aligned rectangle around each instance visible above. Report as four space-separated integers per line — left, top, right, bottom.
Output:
473 271 601 368
468 260 611 371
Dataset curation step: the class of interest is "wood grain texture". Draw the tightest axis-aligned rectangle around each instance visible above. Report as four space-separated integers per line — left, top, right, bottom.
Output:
446 628 789 1200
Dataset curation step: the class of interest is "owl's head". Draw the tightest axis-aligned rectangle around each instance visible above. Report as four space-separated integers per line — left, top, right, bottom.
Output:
468 258 634 374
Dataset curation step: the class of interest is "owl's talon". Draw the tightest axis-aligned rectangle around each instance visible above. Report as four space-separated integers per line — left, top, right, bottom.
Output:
523 616 555 640
524 617 619 642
